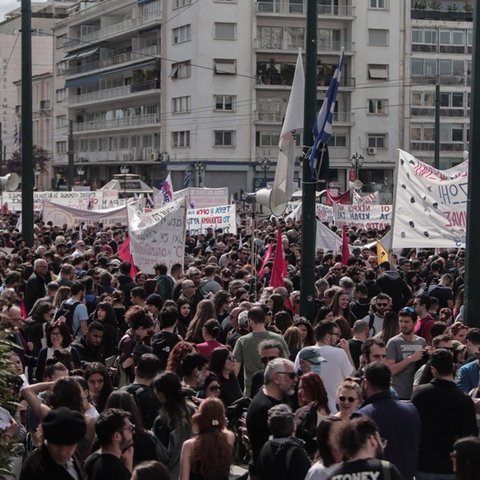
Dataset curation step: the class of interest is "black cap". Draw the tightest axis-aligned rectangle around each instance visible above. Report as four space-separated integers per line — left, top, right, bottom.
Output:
42 407 86 445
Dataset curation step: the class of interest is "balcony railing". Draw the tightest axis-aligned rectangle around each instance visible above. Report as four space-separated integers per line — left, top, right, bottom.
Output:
318 4 354 17
65 45 159 76
64 9 161 49
410 142 466 152
256 70 355 88
411 9 472 22
69 80 160 105
411 74 468 86
257 110 353 123
73 113 159 132
318 40 354 53
256 1 354 17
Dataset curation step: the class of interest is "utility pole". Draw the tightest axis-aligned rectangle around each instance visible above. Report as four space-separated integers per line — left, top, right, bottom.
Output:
434 83 440 169
464 1 480 328
300 0 317 321
67 120 74 189
21 0 34 246
0 123 3 175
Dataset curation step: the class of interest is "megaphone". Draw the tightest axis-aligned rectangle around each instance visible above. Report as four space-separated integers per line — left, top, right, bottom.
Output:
245 188 287 217
0 173 19 192
348 179 363 190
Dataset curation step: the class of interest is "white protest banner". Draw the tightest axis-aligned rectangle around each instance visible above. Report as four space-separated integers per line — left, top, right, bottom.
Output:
42 200 127 227
186 204 237 235
286 203 334 224
128 198 186 274
353 190 379 205
316 220 342 252
173 187 229 208
334 204 392 230
391 149 468 248
2 190 119 212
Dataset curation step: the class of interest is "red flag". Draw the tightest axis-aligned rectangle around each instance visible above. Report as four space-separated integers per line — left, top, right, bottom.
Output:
258 243 273 279
326 190 351 206
117 238 138 278
341 225 350 265
270 226 287 288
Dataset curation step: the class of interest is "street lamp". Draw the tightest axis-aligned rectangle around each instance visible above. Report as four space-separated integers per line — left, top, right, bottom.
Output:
351 153 364 180
194 162 205 187
120 165 129 198
77 166 84 186
258 157 271 185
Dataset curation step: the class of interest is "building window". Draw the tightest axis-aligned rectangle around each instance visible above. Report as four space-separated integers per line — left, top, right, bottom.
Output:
56 88 65 102
368 29 389 46
412 28 437 45
56 61 67 75
214 59 236 75
369 0 385 9
410 123 434 142
439 92 464 108
439 29 465 46
173 0 191 8
172 25 191 44
439 59 464 77
172 96 191 113
172 131 190 148
56 34 66 49
411 91 435 107
257 26 283 49
257 100 284 122
368 64 389 80
170 60 191 79
56 141 67 154
318 29 342 50
367 134 387 149
328 133 347 148
214 23 236 40
368 99 388 115
214 95 235 111
440 124 465 143
56 115 67 128
256 131 280 147
214 130 235 147
411 58 437 76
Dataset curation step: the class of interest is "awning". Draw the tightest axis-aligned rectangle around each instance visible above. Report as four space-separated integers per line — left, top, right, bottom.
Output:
64 48 98 61
214 60 236 75
368 66 388 80
65 73 100 89
100 59 157 76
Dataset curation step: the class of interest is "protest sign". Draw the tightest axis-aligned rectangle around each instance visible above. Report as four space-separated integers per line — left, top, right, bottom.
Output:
391 149 468 248
42 200 127 227
186 204 237 235
128 198 186 274
316 220 342 252
353 190 379 205
286 203 334 224
334 204 392 230
173 187 229 208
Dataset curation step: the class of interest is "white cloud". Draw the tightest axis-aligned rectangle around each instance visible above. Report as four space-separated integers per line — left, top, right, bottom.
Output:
0 1 49 23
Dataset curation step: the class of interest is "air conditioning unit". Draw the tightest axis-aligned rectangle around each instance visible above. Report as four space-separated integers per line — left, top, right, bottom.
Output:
160 152 169 162
367 147 377 155
150 151 159 161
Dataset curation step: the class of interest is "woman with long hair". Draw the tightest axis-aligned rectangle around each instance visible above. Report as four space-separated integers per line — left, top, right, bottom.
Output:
451 436 480 480
166 341 198 377
176 298 192 337
213 290 230 323
196 319 224 359
375 311 400 344
179 398 234 480
186 299 216 344
110 289 127 333
23 302 55 356
283 326 303 362
331 290 356 339
152 372 194 479
295 372 331 457
267 293 285 317
209 347 242 407
132 461 170 480
83 362 113 413
294 318 316 347
52 286 71 311
104 390 161 467
91 301 119 358
314 306 335 327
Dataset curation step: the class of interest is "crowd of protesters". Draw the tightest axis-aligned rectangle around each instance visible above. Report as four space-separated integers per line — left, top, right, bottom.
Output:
0 214 480 480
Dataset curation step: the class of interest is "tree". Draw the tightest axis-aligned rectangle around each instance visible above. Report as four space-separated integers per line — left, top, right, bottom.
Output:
7 145 50 176
0 330 20 479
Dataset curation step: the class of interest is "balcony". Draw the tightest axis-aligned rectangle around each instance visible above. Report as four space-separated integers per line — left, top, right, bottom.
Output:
64 9 162 50
411 74 468 86
411 107 466 118
65 45 159 76
74 147 159 163
257 110 353 124
318 40 354 54
69 79 160 106
410 142 466 152
73 113 159 133
411 9 472 22
318 3 355 18
256 1 354 18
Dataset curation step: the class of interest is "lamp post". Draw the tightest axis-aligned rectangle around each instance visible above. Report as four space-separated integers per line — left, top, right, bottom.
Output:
351 152 364 180
77 166 84 187
120 165 129 198
258 157 271 186
194 162 205 187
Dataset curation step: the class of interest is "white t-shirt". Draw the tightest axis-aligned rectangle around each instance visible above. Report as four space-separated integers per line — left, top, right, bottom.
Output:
305 461 339 480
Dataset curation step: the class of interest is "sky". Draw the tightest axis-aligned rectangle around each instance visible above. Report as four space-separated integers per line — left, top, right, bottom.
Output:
0 0 48 22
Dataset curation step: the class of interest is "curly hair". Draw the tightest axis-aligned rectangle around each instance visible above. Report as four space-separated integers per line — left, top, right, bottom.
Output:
84 362 113 413
46 322 73 348
185 299 216 343
49 377 83 412
298 372 330 414
190 398 232 480
166 341 198 376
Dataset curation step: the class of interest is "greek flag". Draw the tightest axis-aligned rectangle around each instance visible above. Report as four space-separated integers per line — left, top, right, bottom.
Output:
183 169 192 188
309 50 344 177
13 124 19 146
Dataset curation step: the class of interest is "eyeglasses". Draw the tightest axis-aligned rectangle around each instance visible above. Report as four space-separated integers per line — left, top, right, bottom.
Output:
208 385 220 391
261 356 278 364
376 303 388 308
330 331 341 337
120 423 135 434
276 371 296 380
338 396 357 403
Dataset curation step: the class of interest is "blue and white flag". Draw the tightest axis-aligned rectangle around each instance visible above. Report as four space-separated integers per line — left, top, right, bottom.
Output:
13 124 19 146
309 50 344 177
183 169 192 188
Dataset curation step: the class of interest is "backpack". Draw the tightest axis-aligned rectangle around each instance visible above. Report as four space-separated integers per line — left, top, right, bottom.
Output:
368 313 376 336
54 300 81 335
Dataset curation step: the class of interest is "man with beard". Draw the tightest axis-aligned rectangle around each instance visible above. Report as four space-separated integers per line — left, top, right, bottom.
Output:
326 417 402 480
247 358 297 480
85 409 134 480
385 307 426 400
362 293 391 337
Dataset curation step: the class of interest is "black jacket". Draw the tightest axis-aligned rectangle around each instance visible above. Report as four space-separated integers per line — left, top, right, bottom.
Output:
376 270 411 311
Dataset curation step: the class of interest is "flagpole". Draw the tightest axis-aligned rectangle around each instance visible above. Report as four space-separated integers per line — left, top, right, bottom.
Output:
300 0 317 320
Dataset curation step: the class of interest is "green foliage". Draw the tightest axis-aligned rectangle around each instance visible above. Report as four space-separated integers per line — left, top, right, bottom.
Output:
0 329 21 480
7 145 50 176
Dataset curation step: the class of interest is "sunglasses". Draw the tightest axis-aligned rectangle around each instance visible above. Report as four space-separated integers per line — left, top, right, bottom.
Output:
376 303 388 307
339 396 357 403
261 356 278 364
208 385 220 391
277 371 296 380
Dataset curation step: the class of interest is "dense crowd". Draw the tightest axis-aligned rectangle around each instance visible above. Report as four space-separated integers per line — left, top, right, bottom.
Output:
1 213 480 480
